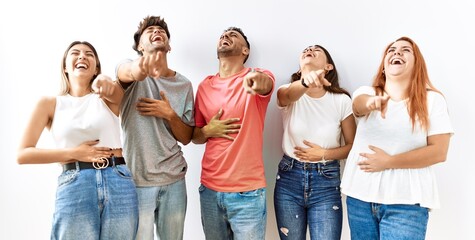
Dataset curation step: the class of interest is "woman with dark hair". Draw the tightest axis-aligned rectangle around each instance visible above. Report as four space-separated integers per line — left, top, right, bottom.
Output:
340 37 454 240
17 41 138 239
274 44 356 240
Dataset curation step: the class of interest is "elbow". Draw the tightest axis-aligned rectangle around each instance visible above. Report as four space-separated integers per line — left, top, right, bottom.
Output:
17 152 28 165
180 138 191 146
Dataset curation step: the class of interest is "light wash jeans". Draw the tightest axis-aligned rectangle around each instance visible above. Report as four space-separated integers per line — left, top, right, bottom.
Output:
199 184 267 240
51 159 139 240
135 178 187 240
346 196 429 240
274 155 342 240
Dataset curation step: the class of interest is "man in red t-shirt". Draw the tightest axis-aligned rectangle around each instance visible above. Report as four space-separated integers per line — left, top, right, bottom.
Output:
192 26 275 240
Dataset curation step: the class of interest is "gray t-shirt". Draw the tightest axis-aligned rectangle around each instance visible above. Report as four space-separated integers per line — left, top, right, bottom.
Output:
119 63 194 187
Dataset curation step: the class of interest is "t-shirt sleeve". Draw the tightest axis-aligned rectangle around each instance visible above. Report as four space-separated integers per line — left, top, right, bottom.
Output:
428 91 454 136
352 86 375 99
194 86 206 128
182 82 195 126
340 94 353 121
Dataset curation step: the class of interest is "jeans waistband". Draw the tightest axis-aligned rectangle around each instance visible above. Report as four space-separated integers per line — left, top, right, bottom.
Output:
283 154 337 170
62 157 126 172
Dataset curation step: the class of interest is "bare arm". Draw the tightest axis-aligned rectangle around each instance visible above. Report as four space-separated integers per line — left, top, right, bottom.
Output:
117 51 167 84
277 80 308 107
358 133 451 172
17 97 112 164
353 94 390 118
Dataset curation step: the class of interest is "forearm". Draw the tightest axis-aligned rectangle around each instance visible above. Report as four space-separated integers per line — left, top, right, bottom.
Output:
277 81 307 107
167 113 193 145
192 126 208 144
17 148 75 165
117 60 145 83
324 143 353 161
353 94 372 117
387 144 448 169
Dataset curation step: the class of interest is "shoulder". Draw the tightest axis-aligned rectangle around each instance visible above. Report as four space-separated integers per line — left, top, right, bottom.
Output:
352 86 374 98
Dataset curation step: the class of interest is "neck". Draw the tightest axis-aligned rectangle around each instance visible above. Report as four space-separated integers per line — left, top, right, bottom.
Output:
69 80 92 97
384 76 410 101
218 57 245 78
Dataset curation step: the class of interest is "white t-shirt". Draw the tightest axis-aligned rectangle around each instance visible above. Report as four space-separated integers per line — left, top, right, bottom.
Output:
340 86 454 209
278 84 353 160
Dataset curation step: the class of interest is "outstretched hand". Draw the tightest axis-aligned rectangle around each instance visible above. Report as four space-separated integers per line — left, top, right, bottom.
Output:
366 95 390 118
301 69 331 89
91 74 116 98
242 69 272 95
132 51 167 80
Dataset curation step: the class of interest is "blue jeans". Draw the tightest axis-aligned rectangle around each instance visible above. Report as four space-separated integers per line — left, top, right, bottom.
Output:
51 159 139 240
136 178 187 240
346 196 429 240
274 155 342 240
199 184 267 240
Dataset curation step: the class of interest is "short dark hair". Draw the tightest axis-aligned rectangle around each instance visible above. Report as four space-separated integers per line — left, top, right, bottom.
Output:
133 16 170 55
224 27 250 63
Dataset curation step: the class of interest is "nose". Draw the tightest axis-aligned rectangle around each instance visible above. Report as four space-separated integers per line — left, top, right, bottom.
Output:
393 50 402 55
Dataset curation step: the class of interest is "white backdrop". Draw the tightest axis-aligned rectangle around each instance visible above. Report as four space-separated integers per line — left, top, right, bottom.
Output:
1 0 474 239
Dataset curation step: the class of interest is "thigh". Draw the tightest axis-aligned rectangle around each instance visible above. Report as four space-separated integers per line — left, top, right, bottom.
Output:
226 188 267 240
101 166 139 240
379 204 429 240
51 170 100 240
135 186 159 240
346 196 379 240
307 198 342 240
274 163 307 240
308 164 342 240
199 184 232 240
156 179 187 240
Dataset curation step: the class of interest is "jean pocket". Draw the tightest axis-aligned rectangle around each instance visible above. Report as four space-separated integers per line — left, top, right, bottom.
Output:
114 165 133 179
278 158 292 172
57 170 79 187
321 165 341 179
198 184 205 192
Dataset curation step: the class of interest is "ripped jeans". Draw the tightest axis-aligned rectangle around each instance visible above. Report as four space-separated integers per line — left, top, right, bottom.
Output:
274 155 342 240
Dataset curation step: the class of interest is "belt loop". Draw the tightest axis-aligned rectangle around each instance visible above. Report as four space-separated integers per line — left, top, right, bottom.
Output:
111 156 116 167
75 161 80 171
290 158 294 169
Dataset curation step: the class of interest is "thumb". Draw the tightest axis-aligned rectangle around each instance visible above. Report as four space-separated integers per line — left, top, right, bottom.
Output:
159 91 169 102
212 108 223 120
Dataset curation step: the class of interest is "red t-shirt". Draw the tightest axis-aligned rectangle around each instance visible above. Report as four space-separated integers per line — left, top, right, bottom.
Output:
194 67 275 192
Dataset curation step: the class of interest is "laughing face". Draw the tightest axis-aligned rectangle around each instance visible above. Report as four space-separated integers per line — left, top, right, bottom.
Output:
300 45 330 70
384 40 415 79
217 30 249 59
138 26 170 53
64 43 98 80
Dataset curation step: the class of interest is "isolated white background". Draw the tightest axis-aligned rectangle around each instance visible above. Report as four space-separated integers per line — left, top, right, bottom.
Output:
1 0 474 239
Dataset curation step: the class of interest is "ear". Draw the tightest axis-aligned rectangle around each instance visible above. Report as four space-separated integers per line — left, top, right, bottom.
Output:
324 64 334 72
242 47 249 57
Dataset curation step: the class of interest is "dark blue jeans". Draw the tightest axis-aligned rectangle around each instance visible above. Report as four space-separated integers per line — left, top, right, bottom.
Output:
274 155 342 240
